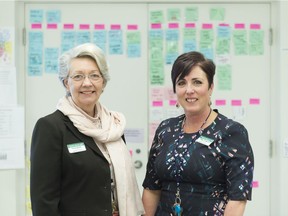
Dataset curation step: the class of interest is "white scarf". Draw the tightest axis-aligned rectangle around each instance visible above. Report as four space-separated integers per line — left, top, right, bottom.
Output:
57 96 144 216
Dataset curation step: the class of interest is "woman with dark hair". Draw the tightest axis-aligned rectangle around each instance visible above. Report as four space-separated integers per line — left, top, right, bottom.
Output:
142 51 254 216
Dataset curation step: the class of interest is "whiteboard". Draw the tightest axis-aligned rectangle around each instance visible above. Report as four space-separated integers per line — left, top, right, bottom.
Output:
24 3 149 206
148 3 271 216
24 2 271 216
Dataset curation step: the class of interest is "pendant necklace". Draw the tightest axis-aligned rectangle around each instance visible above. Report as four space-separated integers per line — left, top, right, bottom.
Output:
172 108 212 216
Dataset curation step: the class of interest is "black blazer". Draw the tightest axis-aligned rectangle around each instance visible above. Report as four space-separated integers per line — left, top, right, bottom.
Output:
30 110 113 216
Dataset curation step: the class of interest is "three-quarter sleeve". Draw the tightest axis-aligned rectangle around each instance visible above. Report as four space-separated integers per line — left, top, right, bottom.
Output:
222 122 254 200
142 122 164 190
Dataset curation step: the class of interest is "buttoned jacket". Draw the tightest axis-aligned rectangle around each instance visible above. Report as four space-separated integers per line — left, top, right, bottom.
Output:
30 110 113 216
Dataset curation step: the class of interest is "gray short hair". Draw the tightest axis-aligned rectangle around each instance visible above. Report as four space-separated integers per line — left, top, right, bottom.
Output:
58 43 110 86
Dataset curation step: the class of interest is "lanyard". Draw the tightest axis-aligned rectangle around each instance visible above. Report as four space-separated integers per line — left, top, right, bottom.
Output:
172 109 212 216
172 126 199 216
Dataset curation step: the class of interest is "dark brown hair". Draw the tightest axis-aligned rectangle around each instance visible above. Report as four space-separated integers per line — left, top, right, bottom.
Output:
171 51 215 93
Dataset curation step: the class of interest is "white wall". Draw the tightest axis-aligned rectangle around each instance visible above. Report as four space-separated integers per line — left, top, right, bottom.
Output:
0 2 16 216
271 1 288 216
0 1 26 216
0 0 287 216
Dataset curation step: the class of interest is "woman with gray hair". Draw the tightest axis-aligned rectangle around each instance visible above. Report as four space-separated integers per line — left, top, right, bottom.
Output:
30 43 144 216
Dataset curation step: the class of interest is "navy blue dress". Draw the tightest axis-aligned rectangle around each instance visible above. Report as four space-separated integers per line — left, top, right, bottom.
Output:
143 112 254 216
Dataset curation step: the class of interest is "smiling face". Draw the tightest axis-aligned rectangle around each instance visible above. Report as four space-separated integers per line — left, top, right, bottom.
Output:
175 65 213 116
64 57 105 116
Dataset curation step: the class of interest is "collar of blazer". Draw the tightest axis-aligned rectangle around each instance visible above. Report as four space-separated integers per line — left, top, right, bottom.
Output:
61 112 107 161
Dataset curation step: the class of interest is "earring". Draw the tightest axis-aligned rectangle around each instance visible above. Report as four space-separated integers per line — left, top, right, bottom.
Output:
209 96 212 106
176 102 180 108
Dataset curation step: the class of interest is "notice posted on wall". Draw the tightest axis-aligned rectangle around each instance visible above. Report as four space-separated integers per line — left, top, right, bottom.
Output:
0 106 24 169
0 27 14 66
0 66 17 106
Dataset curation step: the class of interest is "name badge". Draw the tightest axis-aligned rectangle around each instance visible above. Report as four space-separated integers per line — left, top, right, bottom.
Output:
195 136 214 146
67 142 86 153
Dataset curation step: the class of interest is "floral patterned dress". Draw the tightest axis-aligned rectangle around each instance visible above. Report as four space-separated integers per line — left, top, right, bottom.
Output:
142 112 254 216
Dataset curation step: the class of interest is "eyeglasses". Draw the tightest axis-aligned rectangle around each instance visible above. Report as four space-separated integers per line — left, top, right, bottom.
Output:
69 73 102 82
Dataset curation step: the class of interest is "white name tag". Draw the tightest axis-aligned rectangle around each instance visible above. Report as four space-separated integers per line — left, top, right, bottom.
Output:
67 142 86 153
195 136 214 146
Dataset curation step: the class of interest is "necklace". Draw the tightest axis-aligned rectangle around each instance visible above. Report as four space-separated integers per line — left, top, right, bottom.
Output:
172 108 212 216
183 108 212 134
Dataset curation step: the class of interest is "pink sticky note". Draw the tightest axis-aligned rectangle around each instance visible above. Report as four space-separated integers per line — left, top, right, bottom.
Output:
185 23 195 28
31 23 42 29
249 98 260 105
215 99 226 106
94 24 105 30
234 23 245 29
127 24 138 30
250 24 261 29
152 101 163 107
252 181 259 188
169 100 177 106
79 24 90 30
151 88 165 101
111 24 121 30
63 24 74 29
202 23 213 29
47 23 57 29
168 23 179 29
231 100 242 106
151 23 161 29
